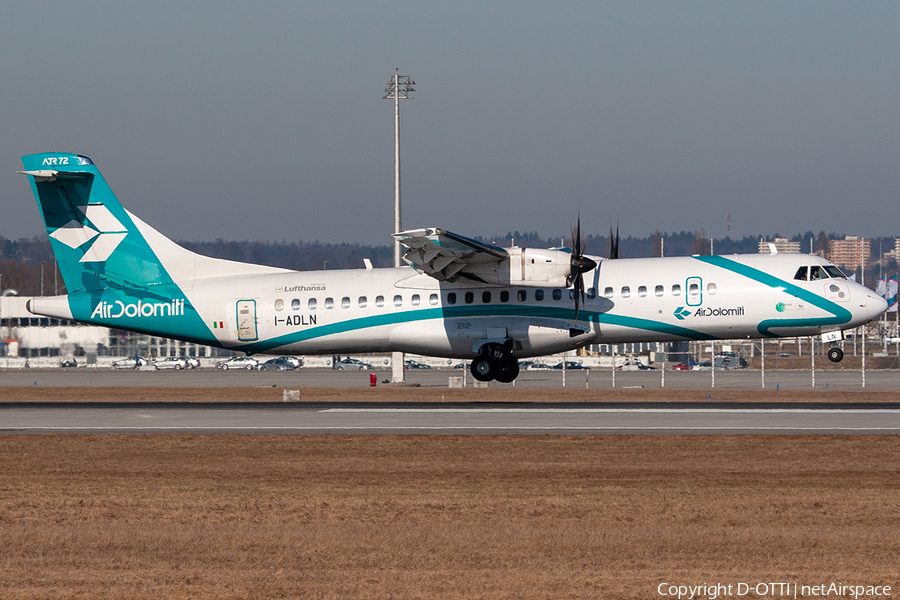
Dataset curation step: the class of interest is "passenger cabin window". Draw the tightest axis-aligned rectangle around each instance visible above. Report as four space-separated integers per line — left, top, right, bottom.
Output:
376 295 385 307
358 296 367 308
604 287 613 298
482 291 491 303
655 285 664 297
501 290 510 302
689 283 699 296
393 295 403 307
638 286 647 298
291 299 300 310
341 297 350 308
465 292 474 304
429 293 438 305
587 287 597 300
517 290 527 302
275 299 284 311
535 289 544 301
621 286 631 298
308 298 317 310
672 285 681 296
553 289 562 301
411 294 421 306
447 293 457 305
707 283 717 295
325 298 334 309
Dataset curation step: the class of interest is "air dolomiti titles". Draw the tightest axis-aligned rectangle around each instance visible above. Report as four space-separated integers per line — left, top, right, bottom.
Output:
90 299 185 319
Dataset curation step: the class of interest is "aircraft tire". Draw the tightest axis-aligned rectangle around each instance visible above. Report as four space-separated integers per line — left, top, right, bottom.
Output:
471 356 495 382
828 347 844 363
494 359 520 383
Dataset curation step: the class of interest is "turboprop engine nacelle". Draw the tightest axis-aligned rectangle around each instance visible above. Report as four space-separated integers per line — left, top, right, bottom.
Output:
462 247 580 287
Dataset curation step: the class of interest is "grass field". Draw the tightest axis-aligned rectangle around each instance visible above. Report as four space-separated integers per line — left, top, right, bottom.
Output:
2 433 899 599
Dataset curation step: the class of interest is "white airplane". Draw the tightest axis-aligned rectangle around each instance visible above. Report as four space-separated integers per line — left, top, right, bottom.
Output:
19 152 887 382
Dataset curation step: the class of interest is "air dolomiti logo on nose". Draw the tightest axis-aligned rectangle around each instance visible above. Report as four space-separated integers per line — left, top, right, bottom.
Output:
673 307 692 320
674 305 745 320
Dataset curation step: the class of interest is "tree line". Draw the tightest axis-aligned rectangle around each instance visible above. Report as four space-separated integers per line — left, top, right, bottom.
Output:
2 230 896 297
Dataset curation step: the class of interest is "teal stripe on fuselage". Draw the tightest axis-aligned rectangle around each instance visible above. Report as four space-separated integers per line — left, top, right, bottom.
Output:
240 302 710 354
693 255 853 336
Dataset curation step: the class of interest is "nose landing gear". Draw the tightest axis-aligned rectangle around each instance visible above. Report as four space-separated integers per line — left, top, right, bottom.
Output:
827 346 844 362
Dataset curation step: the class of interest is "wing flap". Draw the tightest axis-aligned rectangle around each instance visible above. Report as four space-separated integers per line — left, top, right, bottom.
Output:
393 228 508 282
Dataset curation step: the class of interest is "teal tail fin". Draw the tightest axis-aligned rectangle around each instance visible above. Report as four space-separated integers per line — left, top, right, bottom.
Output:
19 152 184 294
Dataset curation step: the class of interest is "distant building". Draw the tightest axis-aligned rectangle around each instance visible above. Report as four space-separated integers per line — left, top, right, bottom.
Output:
882 238 900 264
758 237 801 253
827 236 871 272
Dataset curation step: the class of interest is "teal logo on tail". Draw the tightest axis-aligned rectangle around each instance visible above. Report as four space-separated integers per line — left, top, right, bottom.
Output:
48 203 128 263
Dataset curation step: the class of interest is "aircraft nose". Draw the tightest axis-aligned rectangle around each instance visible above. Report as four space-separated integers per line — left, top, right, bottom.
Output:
866 291 889 320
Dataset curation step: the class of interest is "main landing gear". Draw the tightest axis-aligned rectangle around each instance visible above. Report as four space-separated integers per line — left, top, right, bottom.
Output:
827 346 844 363
470 342 519 383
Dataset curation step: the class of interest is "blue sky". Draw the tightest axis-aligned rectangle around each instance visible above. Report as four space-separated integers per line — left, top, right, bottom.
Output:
2 2 899 245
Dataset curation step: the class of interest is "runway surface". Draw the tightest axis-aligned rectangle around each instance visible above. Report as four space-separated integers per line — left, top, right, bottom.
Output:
3 402 900 434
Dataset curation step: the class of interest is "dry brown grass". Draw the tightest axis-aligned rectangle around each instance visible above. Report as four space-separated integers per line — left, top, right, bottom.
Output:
1 435 900 599
2 385 900 404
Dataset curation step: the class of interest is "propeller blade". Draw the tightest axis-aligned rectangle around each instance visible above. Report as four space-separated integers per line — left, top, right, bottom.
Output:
569 214 595 325
609 223 619 259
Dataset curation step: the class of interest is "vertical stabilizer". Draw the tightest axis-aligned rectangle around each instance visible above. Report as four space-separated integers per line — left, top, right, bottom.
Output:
19 152 191 294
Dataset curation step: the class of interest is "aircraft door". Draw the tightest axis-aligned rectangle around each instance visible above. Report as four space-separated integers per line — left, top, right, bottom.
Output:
685 277 703 307
236 300 258 341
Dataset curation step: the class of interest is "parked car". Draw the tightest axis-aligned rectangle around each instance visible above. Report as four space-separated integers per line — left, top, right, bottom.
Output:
526 362 554 371
59 358 77 368
691 361 713 371
112 356 148 369
153 356 189 370
185 357 201 369
617 361 657 371
257 357 298 371
216 356 259 370
404 360 432 370
672 362 692 371
276 356 303 368
552 361 589 370
335 358 373 370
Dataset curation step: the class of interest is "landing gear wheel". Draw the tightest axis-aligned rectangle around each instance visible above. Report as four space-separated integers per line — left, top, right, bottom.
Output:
494 359 520 383
827 347 844 363
471 356 496 382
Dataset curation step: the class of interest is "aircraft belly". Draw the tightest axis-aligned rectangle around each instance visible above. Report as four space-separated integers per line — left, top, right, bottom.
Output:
390 320 458 356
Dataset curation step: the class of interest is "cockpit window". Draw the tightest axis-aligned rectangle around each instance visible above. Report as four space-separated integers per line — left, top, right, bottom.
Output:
823 265 846 279
795 265 840 281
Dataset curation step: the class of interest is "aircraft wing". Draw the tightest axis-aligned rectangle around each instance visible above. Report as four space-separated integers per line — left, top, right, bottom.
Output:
393 228 509 282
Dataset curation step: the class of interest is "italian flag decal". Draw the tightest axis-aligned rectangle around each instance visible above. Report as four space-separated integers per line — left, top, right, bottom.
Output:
213 321 224 329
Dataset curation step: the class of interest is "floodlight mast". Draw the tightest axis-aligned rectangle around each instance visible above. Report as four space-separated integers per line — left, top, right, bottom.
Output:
382 69 415 267
383 68 415 383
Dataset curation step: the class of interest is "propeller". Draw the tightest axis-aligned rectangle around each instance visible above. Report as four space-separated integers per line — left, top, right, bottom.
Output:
568 215 597 324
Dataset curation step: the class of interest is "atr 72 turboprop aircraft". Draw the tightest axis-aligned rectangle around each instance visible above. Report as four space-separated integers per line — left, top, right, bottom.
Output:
19 152 887 383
